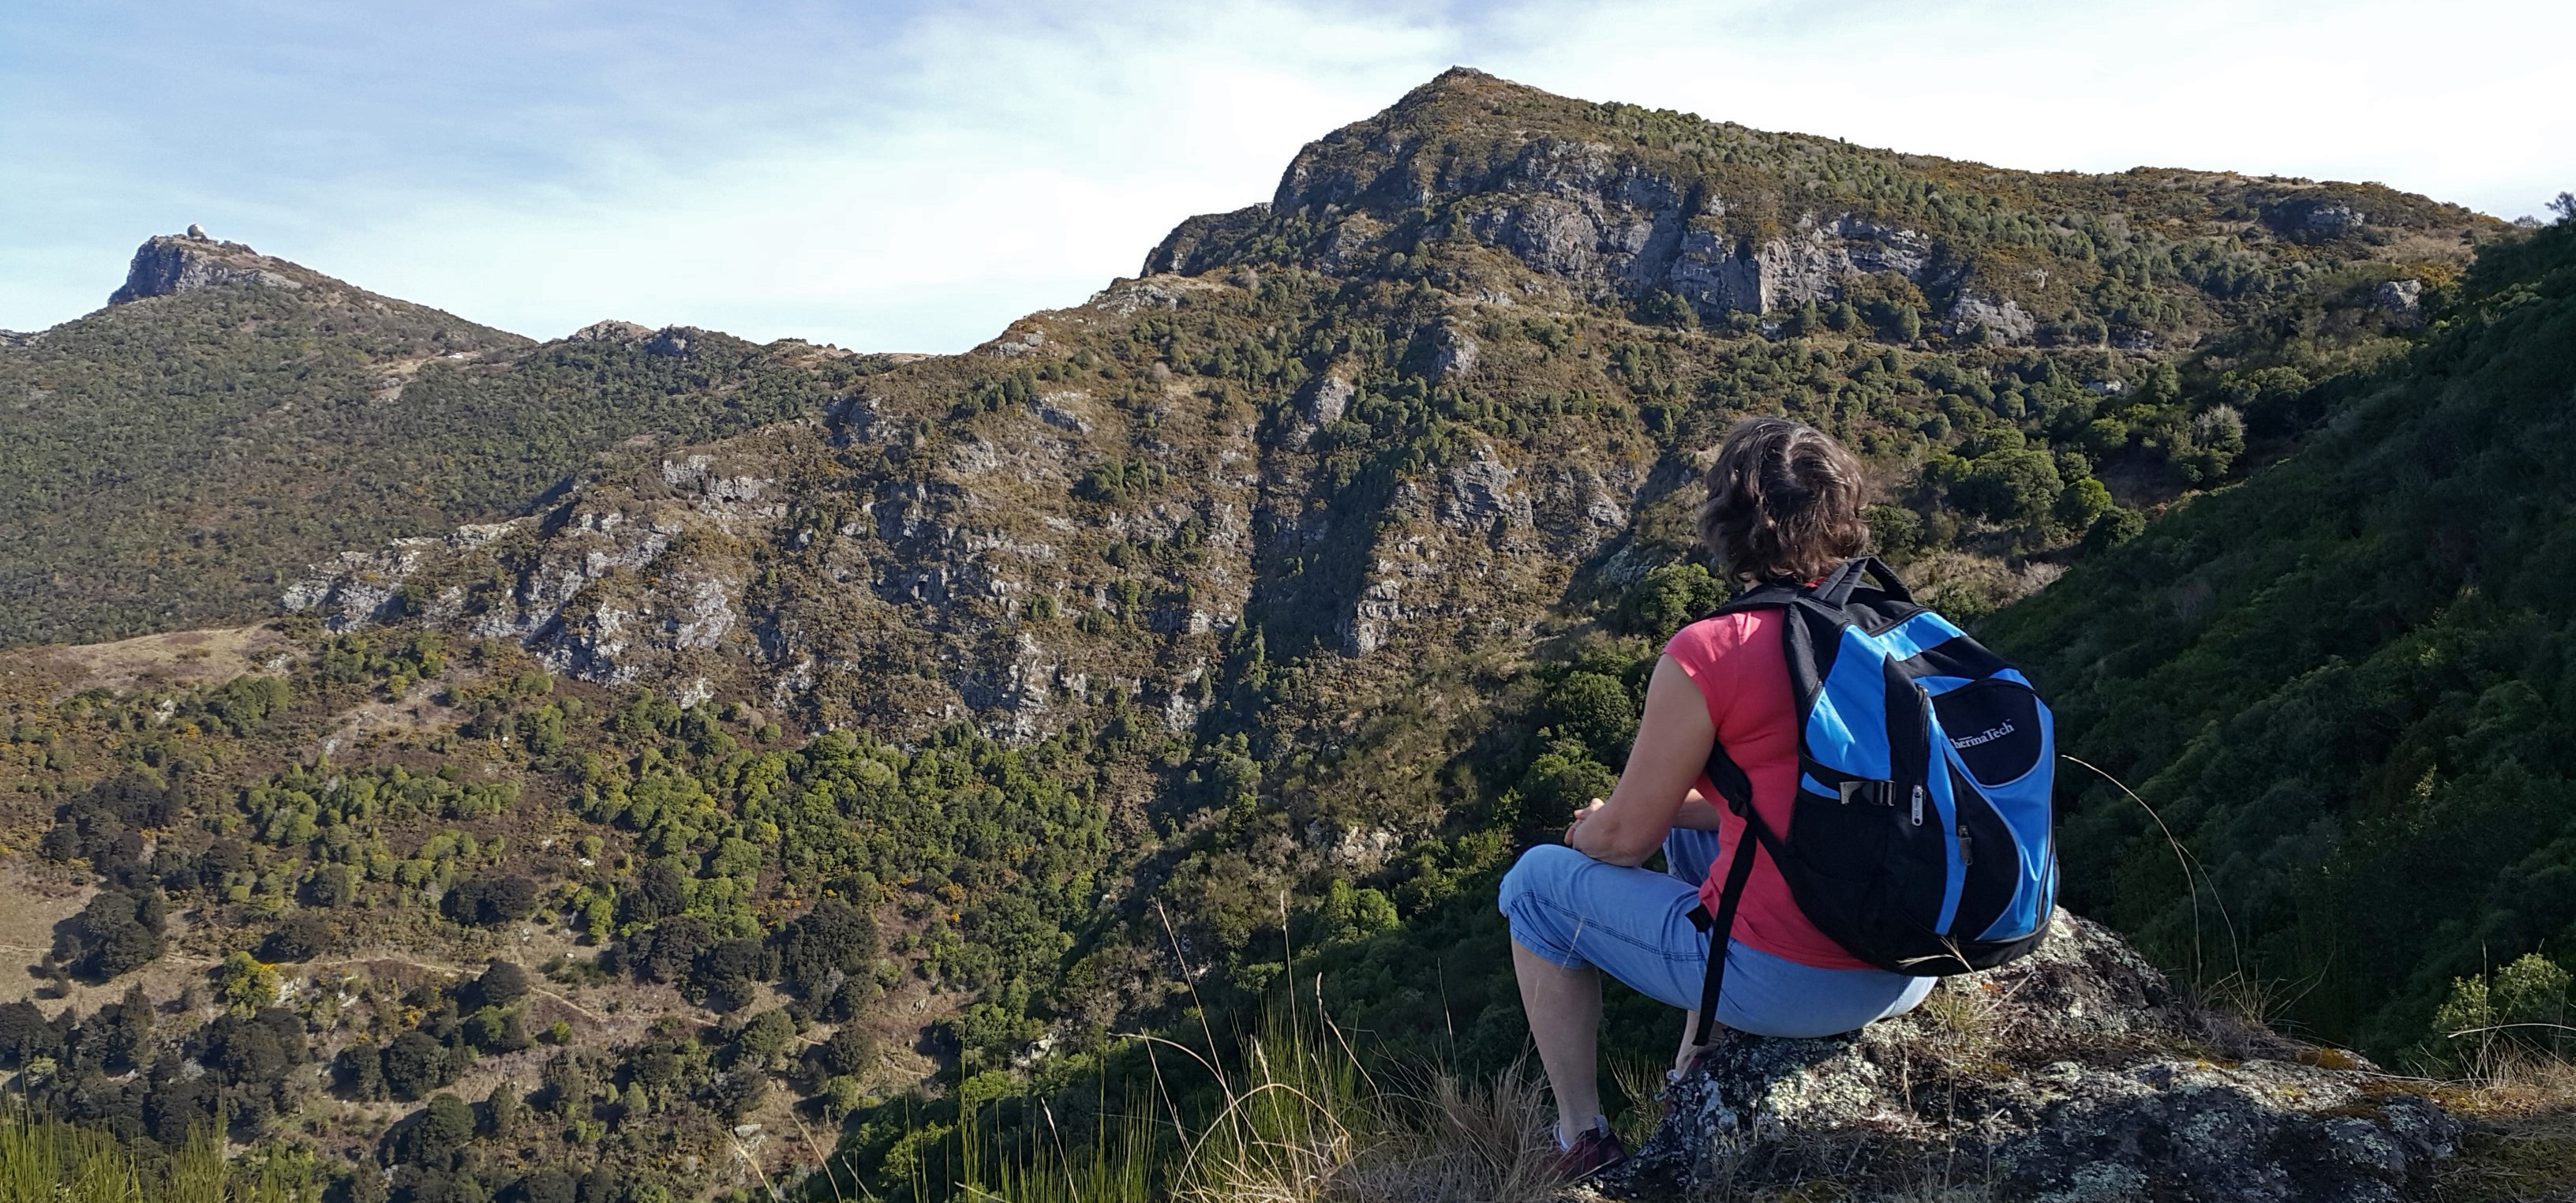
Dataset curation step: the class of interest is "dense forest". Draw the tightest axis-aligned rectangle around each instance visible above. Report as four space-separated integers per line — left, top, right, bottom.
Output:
0 69 2561 1202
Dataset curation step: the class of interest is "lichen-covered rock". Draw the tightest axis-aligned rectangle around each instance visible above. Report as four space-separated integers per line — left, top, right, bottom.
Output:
1603 912 2458 1201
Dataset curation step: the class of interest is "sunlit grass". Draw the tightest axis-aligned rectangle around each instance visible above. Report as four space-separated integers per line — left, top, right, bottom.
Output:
0 1108 319 1203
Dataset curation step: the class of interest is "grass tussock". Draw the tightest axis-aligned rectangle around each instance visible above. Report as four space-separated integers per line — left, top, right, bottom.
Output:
2431 1051 2576 1203
846 1003 1572 1203
0 1109 319 1203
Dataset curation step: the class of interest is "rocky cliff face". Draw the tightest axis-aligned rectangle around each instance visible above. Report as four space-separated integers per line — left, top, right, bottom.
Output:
1150 69 2479 343
282 269 1650 740
107 228 310 305
282 70 2491 755
1610 913 2458 1202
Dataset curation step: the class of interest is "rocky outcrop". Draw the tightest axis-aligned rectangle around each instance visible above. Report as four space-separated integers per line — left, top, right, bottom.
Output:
1285 138 1945 318
2263 197 2368 244
1302 373 1354 425
1131 73 1971 319
2374 279 2425 327
107 232 303 305
1142 204 1271 275
567 320 655 343
1605 913 2457 1202
1949 291 2038 344
1199 70 1960 319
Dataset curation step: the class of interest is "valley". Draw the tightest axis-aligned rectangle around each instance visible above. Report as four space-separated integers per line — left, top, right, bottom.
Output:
0 66 2562 1203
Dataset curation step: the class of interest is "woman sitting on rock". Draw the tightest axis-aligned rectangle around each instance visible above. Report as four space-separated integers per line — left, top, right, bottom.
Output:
1498 417 1936 1178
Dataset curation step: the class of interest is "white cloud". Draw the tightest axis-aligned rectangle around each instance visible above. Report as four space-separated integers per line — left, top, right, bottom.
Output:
2 0 2567 348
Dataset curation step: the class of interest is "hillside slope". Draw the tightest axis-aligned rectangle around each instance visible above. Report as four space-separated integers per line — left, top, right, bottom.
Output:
1984 215 2576 1056
0 232 878 647
284 69 2493 736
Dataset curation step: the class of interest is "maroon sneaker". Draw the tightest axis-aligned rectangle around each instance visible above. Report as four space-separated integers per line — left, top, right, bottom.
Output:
1547 1126 1629 1182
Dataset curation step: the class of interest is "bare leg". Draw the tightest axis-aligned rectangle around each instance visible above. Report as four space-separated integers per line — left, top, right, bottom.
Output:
1673 1009 1721 1082
1513 939 1603 1146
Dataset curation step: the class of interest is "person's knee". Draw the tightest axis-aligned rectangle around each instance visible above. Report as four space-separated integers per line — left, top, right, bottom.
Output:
1498 843 1583 915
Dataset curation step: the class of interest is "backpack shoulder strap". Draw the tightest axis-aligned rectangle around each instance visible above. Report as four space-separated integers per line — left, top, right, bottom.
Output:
1709 557 1914 619
1821 557 1915 608
1685 742 1792 1047
1710 580 1802 617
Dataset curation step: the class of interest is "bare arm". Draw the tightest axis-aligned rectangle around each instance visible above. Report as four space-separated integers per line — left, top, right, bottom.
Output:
1565 654 1718 867
1673 789 1725 830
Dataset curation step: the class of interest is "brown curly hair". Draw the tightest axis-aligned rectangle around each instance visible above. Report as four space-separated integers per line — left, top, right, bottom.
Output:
1697 417 1871 587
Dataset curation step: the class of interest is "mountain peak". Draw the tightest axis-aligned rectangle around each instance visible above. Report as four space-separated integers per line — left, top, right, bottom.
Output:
1406 65 1511 98
1132 70 2494 336
107 230 308 306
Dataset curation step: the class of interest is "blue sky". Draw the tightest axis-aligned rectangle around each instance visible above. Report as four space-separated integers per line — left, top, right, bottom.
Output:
4 0 2568 352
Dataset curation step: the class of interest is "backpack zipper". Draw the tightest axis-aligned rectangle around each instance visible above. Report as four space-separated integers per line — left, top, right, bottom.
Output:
1910 784 1924 826
1957 825 1974 865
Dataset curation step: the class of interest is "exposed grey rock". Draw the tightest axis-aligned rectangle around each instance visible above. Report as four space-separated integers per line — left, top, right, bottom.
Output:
2263 198 2368 244
1443 449 1531 529
108 234 300 305
1249 107 1951 319
1664 226 1767 314
1455 196 1937 319
1036 392 1093 433
644 326 705 358
1141 203 1271 275
567 320 655 344
828 395 889 446
1950 292 2038 344
2374 279 2424 326
283 522 519 631
986 326 1047 358
1304 821 1400 871
1304 374 1355 425
1433 325 1482 379
1605 912 2457 1203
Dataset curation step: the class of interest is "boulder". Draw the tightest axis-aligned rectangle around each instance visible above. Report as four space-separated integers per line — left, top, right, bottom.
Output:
2374 279 2425 328
1601 912 2458 1202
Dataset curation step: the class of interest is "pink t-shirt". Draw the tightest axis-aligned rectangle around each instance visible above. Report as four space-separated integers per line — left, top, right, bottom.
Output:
1664 611 1873 971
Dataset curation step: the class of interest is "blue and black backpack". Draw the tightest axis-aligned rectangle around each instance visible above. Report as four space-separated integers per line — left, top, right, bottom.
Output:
1688 557 2057 1044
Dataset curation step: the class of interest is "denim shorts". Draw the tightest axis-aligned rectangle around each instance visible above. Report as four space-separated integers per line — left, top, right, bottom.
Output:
1498 828 1934 1039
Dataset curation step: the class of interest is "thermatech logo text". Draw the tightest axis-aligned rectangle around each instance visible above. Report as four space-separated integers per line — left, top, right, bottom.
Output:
1951 720 2016 750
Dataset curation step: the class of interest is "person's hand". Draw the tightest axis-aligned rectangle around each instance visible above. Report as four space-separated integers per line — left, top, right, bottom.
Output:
1672 1033 1710 1083
1565 797 1608 843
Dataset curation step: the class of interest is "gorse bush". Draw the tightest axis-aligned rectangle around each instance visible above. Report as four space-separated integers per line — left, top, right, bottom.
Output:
2432 953 2575 1073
